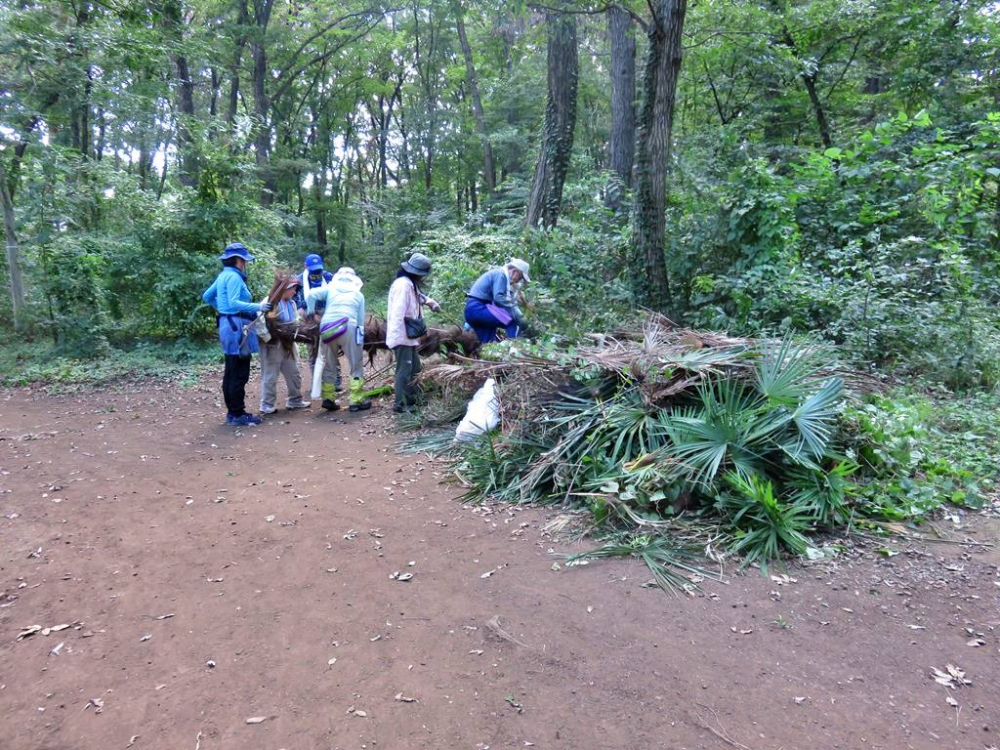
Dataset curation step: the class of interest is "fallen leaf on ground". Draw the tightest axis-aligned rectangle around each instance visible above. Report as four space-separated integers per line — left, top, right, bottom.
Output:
967 638 985 647
17 625 41 640
245 716 267 725
931 664 972 689
127 734 139 747
394 692 417 703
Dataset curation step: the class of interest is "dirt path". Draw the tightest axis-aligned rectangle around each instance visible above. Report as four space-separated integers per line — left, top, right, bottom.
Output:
1 376 998 750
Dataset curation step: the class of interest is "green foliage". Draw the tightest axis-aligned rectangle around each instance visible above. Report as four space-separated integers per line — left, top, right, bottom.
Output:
0 340 219 391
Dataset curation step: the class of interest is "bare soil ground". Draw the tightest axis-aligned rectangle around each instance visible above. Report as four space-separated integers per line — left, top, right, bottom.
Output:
1 373 999 750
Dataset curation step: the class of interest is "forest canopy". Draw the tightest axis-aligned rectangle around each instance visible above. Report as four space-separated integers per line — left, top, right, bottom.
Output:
1 0 999 389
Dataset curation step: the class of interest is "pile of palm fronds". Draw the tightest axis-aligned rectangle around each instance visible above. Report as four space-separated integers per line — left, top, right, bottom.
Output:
414 315 875 583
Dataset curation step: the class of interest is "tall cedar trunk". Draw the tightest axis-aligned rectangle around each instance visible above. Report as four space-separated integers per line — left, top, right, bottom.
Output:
227 0 250 130
252 0 276 206
630 0 687 309
454 1 496 193
606 5 636 209
525 7 578 229
175 53 198 186
0 163 25 325
163 0 198 187
210 69 220 117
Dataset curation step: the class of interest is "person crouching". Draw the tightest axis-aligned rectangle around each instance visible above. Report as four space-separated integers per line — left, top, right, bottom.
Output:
258 278 311 415
464 258 531 344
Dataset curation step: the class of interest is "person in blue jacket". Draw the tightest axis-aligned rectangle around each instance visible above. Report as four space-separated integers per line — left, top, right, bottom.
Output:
293 253 339 392
464 258 531 344
202 243 273 426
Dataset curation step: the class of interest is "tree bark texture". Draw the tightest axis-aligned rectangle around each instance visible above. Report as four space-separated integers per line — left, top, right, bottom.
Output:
0 163 25 325
525 7 578 229
630 0 687 309
252 0 276 205
607 5 636 207
454 2 496 194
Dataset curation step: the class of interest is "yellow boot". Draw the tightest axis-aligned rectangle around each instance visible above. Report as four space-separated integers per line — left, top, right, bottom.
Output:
321 383 339 411
349 378 372 412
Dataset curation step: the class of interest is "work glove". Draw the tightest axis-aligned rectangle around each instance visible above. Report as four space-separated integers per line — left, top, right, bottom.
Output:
260 301 273 313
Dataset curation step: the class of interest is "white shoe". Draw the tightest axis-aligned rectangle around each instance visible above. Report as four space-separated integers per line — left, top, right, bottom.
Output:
286 401 311 410
260 406 278 415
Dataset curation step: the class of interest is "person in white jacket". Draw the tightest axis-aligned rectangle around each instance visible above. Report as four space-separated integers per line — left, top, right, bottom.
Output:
258 278 310 415
386 253 440 413
307 267 371 412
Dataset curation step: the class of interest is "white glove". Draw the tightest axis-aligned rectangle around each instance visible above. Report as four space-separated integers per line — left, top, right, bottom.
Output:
260 301 273 313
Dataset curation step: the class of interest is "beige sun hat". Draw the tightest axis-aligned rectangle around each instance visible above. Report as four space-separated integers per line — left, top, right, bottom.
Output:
508 258 531 283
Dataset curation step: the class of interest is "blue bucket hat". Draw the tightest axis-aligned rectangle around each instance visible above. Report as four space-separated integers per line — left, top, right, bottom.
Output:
219 242 255 262
305 253 324 272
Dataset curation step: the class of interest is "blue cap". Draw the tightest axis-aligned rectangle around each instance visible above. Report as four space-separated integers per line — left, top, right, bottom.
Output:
305 253 324 272
219 242 255 262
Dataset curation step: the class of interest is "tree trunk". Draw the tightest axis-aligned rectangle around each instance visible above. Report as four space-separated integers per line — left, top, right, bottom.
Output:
227 0 250 130
175 53 198 187
454 1 496 193
251 0 276 206
630 0 687 309
606 5 636 209
802 70 833 150
525 6 578 229
0 163 25 326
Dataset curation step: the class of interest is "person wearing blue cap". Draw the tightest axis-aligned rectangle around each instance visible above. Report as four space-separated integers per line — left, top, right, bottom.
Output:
293 253 338 399
202 242 272 426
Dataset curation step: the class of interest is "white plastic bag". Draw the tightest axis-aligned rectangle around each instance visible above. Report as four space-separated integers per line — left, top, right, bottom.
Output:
455 378 500 442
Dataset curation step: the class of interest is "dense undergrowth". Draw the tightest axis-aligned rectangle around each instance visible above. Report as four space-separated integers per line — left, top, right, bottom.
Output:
405 328 999 586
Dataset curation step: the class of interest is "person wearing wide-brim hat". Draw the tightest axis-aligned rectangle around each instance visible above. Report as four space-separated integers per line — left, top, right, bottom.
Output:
464 258 531 344
202 242 273 426
386 252 441 413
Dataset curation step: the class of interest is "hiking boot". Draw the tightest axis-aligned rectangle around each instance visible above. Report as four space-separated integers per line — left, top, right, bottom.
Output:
349 400 372 412
230 413 262 426
321 399 340 411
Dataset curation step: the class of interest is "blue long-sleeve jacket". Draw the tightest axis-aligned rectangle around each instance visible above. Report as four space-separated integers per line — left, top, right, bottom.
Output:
203 267 261 355
467 268 524 322
467 268 515 307
203 267 261 317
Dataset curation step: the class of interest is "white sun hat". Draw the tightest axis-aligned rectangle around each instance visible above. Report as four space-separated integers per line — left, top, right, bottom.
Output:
508 258 531 283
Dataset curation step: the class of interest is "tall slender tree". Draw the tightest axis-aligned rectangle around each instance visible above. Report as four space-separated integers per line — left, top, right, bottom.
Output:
606 4 636 210
631 0 687 308
526 4 578 228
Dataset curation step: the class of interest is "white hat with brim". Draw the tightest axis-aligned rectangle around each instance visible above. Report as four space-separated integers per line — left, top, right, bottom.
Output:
508 258 531 283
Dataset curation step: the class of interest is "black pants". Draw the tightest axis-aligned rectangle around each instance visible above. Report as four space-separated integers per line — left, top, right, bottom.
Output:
393 345 422 409
222 354 252 417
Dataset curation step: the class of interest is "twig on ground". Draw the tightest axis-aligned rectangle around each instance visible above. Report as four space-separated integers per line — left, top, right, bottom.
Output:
485 614 529 648
694 703 756 750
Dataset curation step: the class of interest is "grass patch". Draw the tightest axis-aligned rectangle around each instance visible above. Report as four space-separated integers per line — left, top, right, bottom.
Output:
0 339 220 392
